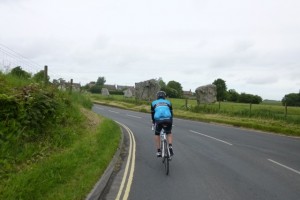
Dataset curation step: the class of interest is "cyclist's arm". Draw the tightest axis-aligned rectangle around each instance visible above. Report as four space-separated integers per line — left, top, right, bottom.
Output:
151 104 155 124
169 103 173 118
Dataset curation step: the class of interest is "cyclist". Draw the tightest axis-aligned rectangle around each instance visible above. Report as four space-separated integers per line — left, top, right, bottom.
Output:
151 91 174 157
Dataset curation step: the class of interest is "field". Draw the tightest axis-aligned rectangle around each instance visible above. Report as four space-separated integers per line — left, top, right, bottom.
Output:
91 94 300 136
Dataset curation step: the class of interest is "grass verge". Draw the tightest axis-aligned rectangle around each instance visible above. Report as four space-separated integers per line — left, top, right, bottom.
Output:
0 109 121 200
92 98 300 137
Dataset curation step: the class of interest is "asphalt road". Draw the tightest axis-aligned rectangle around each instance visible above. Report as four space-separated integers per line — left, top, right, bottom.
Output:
92 104 300 200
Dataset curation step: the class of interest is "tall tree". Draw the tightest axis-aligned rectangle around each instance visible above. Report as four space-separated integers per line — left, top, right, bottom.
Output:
213 78 227 101
167 80 183 98
158 77 166 90
96 76 106 86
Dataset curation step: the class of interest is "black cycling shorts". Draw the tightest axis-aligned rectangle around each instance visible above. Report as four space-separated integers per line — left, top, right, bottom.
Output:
154 119 172 135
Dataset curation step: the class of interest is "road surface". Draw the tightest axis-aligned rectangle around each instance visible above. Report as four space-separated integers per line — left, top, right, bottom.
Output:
92 104 300 200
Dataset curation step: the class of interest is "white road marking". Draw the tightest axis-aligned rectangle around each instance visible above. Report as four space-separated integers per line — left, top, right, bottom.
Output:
126 114 142 119
268 159 300 175
189 130 233 146
109 110 119 114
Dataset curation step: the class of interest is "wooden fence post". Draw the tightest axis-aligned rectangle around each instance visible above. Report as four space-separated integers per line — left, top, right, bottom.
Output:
70 79 73 94
285 102 287 118
44 65 48 85
185 98 188 109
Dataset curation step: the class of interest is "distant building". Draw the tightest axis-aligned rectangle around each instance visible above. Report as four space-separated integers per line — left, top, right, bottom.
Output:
103 84 117 92
116 85 134 91
183 89 194 98
53 79 81 92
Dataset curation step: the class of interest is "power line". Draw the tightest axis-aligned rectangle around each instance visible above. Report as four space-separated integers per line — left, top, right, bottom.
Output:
0 43 42 73
0 43 81 85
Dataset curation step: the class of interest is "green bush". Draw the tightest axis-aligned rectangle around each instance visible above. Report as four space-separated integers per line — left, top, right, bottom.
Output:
0 74 92 179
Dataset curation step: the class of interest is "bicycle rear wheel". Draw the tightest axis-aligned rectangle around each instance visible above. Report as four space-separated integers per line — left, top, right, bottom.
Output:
163 140 169 175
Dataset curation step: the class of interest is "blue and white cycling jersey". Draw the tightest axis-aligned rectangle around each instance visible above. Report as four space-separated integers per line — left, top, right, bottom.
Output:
151 99 173 121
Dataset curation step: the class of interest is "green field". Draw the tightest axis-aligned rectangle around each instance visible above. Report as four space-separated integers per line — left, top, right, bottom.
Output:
91 94 300 136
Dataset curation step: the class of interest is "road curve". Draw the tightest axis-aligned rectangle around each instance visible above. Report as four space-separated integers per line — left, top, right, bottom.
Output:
92 104 300 200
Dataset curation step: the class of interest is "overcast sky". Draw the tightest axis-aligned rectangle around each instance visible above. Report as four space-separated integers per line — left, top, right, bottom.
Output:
1 0 300 100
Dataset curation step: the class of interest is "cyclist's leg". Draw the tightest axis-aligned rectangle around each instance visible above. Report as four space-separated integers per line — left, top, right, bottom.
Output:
165 122 173 145
167 133 173 145
155 135 160 149
165 122 174 156
154 123 162 157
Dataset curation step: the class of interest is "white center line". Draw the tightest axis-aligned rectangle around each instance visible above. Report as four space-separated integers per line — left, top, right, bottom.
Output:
109 110 119 114
268 159 300 175
126 114 142 119
189 130 233 146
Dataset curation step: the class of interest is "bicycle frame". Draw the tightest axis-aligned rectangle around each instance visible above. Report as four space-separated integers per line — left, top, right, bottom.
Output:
160 127 170 159
152 123 171 175
160 125 171 175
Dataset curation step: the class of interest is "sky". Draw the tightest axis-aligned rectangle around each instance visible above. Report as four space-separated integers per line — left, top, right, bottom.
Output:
0 0 300 100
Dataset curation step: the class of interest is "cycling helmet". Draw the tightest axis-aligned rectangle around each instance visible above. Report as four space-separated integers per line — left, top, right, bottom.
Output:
156 91 166 99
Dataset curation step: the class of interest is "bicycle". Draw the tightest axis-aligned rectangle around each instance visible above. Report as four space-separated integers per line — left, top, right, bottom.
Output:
152 124 171 175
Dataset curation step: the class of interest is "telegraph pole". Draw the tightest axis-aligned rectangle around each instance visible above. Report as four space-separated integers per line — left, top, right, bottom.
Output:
44 65 48 85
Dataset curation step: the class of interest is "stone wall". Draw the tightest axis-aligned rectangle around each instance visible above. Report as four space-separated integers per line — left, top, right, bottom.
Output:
195 84 217 104
135 79 160 101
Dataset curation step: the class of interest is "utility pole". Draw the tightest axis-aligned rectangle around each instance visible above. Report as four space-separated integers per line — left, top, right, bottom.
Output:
70 79 73 94
44 65 48 85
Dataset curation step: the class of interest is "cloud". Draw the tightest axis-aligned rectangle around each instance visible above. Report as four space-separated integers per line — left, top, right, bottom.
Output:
1 0 300 100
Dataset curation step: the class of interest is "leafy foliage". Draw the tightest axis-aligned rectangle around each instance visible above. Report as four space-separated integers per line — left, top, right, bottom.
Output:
239 93 262 104
227 89 239 102
32 70 50 83
158 77 166 88
96 76 106 86
212 78 227 101
282 93 300 106
90 85 102 93
9 66 31 79
0 72 92 179
167 80 183 97
164 86 178 98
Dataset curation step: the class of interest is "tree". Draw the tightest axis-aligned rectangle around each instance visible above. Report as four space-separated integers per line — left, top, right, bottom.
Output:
167 80 183 98
32 70 50 83
227 89 240 102
90 85 102 93
212 78 227 101
96 77 106 86
239 93 262 104
282 93 300 106
164 87 178 98
9 66 31 79
252 95 263 104
158 77 166 90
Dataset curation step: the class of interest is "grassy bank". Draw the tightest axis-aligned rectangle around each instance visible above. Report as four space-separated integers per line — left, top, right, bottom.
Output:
0 73 121 199
90 94 300 137
0 109 121 200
